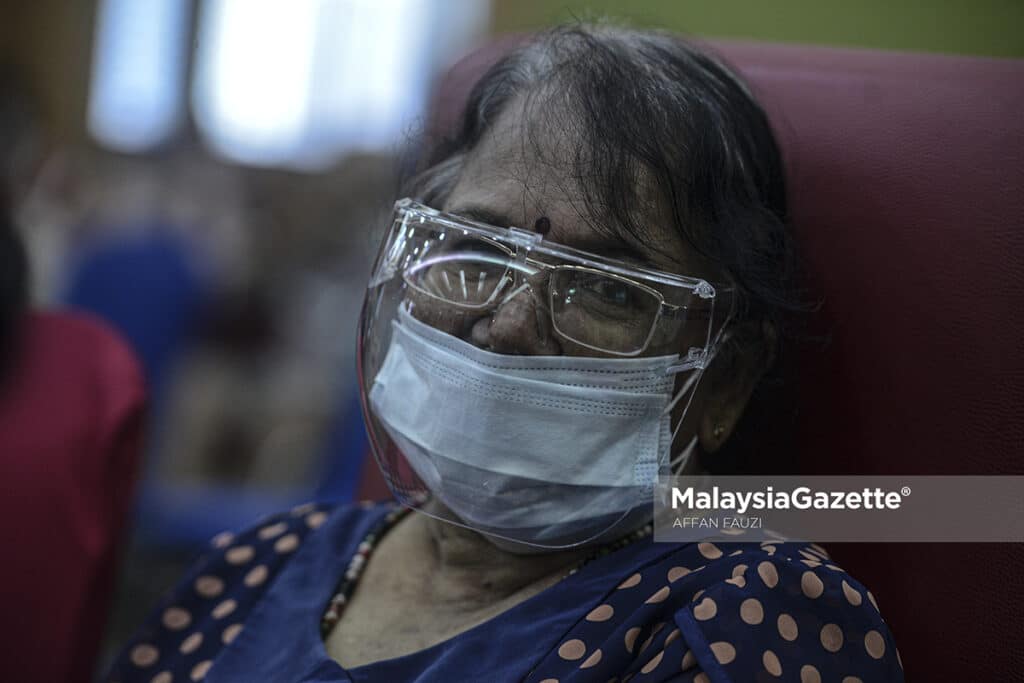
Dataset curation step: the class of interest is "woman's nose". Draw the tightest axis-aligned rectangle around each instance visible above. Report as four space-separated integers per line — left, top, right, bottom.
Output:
469 286 562 355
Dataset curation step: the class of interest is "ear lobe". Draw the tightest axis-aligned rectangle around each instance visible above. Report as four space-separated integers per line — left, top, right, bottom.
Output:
699 401 741 454
696 320 776 454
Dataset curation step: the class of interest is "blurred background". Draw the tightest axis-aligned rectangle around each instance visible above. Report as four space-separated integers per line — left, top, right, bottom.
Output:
0 0 1020 677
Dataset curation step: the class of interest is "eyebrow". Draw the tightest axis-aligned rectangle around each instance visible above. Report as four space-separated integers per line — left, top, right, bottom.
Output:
447 205 516 230
447 204 661 270
568 237 660 270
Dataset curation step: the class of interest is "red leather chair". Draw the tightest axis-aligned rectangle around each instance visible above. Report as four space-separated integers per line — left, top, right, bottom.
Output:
355 36 1024 680
0 312 146 683
713 42 1024 682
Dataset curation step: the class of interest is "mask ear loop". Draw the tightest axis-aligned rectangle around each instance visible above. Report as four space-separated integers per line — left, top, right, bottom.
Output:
661 335 727 432
669 434 699 470
666 369 706 471
662 298 736 471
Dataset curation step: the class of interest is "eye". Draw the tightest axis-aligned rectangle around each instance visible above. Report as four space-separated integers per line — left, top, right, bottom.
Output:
576 274 635 308
407 236 513 307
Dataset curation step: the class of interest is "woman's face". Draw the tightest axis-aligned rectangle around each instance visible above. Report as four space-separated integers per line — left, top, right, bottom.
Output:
401 99 763 459
409 100 726 364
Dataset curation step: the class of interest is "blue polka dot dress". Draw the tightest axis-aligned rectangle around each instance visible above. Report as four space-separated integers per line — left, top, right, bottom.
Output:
105 503 904 682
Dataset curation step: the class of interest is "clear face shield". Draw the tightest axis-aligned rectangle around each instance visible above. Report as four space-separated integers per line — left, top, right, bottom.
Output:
358 199 733 550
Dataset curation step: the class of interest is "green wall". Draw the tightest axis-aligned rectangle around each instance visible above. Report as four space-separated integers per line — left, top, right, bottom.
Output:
491 0 1024 57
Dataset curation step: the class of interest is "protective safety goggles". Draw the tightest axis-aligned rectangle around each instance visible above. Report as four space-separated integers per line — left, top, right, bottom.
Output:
369 199 731 362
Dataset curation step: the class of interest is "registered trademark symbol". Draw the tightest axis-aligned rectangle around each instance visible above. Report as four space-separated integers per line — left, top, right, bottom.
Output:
901 486 911 496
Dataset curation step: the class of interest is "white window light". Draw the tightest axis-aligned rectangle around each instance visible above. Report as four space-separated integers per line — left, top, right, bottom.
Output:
87 0 190 152
192 0 486 170
191 0 319 167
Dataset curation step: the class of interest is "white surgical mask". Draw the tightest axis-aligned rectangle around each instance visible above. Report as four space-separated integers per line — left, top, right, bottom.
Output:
368 305 704 548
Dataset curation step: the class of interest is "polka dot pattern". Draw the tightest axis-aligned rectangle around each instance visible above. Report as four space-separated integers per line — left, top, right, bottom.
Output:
209 531 233 548
224 546 253 565
725 574 746 588
693 597 717 620
710 641 736 665
585 604 614 622
820 623 844 652
189 660 211 681
758 561 779 588
580 648 602 669
105 504 334 683
698 542 722 559
801 571 824 599
777 613 799 641
644 586 670 604
864 630 886 659
222 623 243 645
639 649 662 674
667 566 689 582
105 504 901 683
842 580 862 606
638 622 664 654
273 533 300 554
800 664 822 683
558 639 586 661
290 501 316 516
740 597 764 625
130 644 159 668
211 599 236 620
194 576 223 599
257 521 287 540
617 573 641 589
179 632 202 655
621 539 897 683
624 627 642 654
243 565 268 588
809 543 830 559
161 607 191 631
306 511 328 529
763 649 782 676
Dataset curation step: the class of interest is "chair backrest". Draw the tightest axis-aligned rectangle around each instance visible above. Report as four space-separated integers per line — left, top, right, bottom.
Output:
400 35 1024 680
0 312 146 683
710 40 1024 683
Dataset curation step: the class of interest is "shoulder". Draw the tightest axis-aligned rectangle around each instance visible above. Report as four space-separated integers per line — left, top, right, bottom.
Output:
654 540 903 681
1 312 146 440
25 311 144 387
103 501 384 683
544 539 904 682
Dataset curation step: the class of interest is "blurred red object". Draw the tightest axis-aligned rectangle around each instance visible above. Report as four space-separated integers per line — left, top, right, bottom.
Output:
0 312 146 683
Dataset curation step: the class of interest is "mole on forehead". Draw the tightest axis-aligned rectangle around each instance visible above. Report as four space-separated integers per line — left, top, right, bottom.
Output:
444 194 694 274
448 125 696 271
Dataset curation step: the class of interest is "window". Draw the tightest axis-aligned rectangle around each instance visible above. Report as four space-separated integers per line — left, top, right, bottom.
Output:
87 0 190 152
88 0 489 169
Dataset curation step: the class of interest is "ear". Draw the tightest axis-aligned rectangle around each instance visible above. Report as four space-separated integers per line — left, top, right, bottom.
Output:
698 320 777 454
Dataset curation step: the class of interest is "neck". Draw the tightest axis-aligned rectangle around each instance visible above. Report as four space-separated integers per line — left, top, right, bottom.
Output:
399 509 590 606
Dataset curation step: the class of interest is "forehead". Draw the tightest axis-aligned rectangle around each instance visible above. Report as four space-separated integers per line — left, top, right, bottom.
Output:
442 97 713 279
445 101 590 231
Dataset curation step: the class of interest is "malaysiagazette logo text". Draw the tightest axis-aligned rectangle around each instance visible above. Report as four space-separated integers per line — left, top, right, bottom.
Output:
671 486 905 515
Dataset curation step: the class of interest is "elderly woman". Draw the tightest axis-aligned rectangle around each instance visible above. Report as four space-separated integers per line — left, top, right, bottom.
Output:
108 25 902 683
